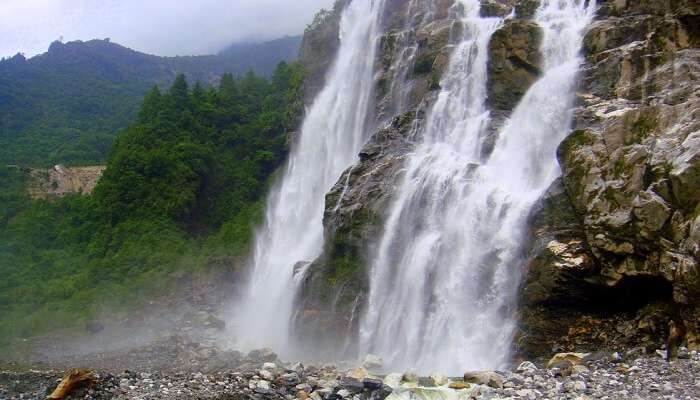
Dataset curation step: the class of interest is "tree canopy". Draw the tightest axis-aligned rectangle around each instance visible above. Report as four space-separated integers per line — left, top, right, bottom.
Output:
0 62 304 350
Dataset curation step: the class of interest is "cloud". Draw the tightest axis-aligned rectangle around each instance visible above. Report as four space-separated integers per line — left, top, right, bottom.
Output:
0 0 335 59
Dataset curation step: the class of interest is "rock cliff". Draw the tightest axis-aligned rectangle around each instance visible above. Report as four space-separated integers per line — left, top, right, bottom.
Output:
295 0 461 356
519 0 700 357
293 0 699 360
26 164 105 199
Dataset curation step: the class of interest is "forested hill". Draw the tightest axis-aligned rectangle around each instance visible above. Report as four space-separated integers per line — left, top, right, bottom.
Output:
0 36 302 167
0 64 304 350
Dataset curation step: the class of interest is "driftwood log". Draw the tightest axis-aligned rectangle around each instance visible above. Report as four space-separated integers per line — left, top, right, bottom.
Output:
47 369 95 400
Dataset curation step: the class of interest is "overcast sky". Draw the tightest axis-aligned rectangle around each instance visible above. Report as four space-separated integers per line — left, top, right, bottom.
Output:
0 0 334 59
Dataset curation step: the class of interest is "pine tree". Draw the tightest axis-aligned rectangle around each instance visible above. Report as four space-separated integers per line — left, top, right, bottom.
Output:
138 86 163 123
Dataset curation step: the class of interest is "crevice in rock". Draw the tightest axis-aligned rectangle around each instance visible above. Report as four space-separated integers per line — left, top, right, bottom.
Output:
587 276 674 314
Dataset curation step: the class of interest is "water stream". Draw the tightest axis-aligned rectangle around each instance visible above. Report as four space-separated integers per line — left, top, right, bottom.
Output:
233 0 386 354
360 0 596 374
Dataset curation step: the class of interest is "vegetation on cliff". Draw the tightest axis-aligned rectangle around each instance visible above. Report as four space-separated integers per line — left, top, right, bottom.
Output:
0 62 303 350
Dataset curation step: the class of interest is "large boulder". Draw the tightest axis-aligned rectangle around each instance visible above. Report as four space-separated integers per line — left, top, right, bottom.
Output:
487 19 542 113
484 19 542 155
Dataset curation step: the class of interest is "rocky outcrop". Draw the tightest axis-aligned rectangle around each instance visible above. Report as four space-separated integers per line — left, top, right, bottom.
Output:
26 164 105 199
375 0 457 120
295 113 417 356
487 20 542 113
294 0 699 360
294 0 460 355
480 0 540 18
520 0 700 357
298 1 349 98
485 18 542 153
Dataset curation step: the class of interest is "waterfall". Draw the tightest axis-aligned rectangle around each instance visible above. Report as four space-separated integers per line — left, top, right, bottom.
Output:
360 0 596 375
232 0 386 353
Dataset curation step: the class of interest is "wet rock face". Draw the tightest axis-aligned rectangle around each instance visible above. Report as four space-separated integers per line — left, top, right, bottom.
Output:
294 113 417 357
484 15 542 157
480 0 540 19
374 0 458 120
480 0 517 17
298 0 349 98
520 0 700 356
487 19 542 113
293 0 460 357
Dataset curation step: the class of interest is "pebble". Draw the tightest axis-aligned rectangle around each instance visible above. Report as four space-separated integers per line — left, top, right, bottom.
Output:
2 347 700 400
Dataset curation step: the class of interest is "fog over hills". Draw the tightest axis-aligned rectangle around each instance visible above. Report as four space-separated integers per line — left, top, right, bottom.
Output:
0 0 332 58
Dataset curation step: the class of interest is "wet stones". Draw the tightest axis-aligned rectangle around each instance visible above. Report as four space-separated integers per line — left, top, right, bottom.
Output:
463 371 505 388
4 349 700 399
480 0 516 17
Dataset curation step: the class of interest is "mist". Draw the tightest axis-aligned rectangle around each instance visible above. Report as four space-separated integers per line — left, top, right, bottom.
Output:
0 0 334 59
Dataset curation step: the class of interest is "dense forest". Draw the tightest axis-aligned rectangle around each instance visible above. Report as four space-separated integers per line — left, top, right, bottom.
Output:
0 36 301 167
0 62 303 350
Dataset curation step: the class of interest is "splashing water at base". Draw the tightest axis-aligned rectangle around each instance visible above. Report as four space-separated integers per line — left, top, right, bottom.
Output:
231 0 386 355
360 0 596 375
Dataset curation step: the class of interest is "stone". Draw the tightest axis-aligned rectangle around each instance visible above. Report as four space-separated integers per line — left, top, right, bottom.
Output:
572 380 587 392
383 373 402 388
361 354 384 371
633 190 671 234
362 377 384 390
291 362 305 374
571 365 590 376
339 377 364 394
429 374 448 386
515 0 540 19
401 371 419 384
259 369 274 381
309 392 323 400
487 19 542 113
550 360 575 371
516 388 539 400
280 372 300 386
296 383 312 392
247 348 277 363
480 0 515 17
256 380 270 390
346 367 368 380
516 361 538 373
448 381 471 390
547 353 589 369
262 362 277 371
463 371 504 388
670 132 700 208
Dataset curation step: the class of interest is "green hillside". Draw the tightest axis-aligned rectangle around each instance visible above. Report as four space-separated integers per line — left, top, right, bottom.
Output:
0 62 303 350
0 37 301 167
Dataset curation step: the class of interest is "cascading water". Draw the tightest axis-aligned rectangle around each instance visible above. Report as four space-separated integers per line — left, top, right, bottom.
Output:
233 0 386 353
360 0 596 375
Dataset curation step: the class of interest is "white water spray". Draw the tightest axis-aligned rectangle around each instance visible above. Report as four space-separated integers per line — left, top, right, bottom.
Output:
360 0 596 374
232 0 386 354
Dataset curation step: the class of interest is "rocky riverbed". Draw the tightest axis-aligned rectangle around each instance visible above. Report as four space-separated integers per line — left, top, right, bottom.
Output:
2 341 699 400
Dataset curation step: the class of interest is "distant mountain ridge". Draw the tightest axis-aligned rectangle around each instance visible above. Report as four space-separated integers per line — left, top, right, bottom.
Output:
0 36 302 167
